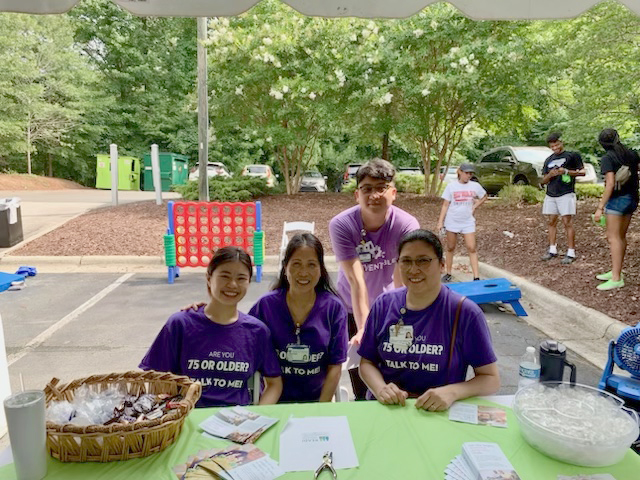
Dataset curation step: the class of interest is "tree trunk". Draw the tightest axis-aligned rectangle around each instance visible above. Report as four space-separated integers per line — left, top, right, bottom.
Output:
48 153 53 177
381 132 389 161
26 123 32 175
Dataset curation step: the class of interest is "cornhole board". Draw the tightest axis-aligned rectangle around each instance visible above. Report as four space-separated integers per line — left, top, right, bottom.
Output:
0 272 25 293
446 277 527 316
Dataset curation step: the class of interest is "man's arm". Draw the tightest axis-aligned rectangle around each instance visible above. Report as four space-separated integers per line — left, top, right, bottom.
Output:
340 257 370 345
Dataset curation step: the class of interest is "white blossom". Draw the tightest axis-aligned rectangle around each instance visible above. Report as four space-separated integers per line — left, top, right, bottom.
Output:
362 28 371 39
380 78 388 85
382 92 393 104
459 57 469 66
413 29 424 38
450 62 458 68
449 47 460 55
430 20 438 30
335 69 346 87
508 52 518 62
266 136 272 142
487 46 496 54
301 87 307 93
274 60 282 68
262 37 273 45
309 92 317 100
350 34 358 42
469 53 475 60
378 36 385 43
367 21 376 30
221 18 229 27
421 88 430 96
465 65 476 74
473 59 479 66
282 85 289 93
540 89 548 95
235 85 244 95
389 76 395 82
269 88 283 100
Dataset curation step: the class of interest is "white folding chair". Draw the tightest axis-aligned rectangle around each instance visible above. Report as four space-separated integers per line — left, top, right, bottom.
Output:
279 220 315 267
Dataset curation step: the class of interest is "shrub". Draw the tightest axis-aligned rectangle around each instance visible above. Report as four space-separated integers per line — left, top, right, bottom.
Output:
342 178 357 193
395 173 425 194
575 184 604 200
174 176 270 201
498 185 545 205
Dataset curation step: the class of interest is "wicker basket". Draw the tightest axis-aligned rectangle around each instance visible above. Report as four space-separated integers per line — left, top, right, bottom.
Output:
44 370 201 463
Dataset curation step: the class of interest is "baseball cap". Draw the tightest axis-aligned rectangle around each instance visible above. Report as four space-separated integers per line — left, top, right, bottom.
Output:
459 163 476 173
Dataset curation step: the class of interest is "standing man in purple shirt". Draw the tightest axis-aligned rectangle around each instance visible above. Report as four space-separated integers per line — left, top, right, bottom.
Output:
358 230 499 410
329 158 420 399
250 233 348 402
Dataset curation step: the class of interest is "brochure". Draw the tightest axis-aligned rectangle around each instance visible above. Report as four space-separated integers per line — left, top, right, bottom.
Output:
279 416 359 472
444 442 521 480
448 402 508 428
173 444 284 480
199 406 278 444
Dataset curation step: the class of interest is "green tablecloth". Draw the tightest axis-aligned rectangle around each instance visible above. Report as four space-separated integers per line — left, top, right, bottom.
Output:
0 398 638 479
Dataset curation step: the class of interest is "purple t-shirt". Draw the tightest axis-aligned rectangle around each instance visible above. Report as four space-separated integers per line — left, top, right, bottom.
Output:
329 205 420 312
249 290 348 402
139 308 281 408
358 286 497 397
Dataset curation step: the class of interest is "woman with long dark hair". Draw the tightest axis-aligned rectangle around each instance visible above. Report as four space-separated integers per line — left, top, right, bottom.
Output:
141 246 283 407
250 233 348 402
593 129 640 290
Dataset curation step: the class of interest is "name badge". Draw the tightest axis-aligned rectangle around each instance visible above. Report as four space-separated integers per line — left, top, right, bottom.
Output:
389 325 413 349
359 252 372 263
286 344 310 363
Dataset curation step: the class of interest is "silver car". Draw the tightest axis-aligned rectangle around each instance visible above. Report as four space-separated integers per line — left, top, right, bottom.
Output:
474 146 553 194
299 171 327 192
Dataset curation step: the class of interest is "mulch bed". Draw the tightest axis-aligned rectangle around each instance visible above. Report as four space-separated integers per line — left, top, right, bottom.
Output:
11 192 639 325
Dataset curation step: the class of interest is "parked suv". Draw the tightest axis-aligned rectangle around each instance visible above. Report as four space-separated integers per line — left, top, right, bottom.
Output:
342 163 362 185
240 164 278 187
474 146 552 194
189 162 231 181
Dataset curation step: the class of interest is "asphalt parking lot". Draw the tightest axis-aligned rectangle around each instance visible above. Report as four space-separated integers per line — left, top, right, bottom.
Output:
2 270 603 396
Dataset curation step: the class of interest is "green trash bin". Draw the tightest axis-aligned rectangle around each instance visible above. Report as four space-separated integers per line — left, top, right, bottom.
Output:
95 155 141 190
142 153 189 192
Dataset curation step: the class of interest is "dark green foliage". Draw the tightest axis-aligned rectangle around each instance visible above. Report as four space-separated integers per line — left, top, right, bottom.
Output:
174 176 270 201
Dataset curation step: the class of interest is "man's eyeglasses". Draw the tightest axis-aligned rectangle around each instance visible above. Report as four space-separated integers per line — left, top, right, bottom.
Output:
358 184 391 195
398 256 434 269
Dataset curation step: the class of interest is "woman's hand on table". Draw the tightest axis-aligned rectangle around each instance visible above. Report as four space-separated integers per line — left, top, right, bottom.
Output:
375 383 409 406
181 301 206 311
415 385 457 412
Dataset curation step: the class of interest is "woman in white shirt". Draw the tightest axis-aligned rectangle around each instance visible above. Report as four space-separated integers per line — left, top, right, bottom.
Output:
436 163 487 282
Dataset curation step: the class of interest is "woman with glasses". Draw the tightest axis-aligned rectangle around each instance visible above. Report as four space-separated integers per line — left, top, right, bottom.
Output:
436 163 487 282
249 233 348 402
358 229 499 411
329 158 420 399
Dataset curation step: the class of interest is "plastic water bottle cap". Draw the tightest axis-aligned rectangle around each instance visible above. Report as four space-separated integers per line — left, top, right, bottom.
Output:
526 346 535 353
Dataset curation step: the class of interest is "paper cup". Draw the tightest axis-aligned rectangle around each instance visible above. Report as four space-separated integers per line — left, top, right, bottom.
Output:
4 391 47 480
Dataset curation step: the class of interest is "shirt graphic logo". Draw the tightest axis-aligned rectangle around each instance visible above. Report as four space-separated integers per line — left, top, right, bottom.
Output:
356 240 384 260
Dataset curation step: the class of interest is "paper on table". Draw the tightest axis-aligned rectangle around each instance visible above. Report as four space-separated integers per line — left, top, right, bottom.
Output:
279 416 359 472
449 402 507 428
557 475 616 480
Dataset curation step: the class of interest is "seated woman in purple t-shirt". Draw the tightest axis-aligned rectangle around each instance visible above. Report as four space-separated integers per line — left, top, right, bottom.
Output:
250 233 348 403
358 229 500 411
140 247 283 408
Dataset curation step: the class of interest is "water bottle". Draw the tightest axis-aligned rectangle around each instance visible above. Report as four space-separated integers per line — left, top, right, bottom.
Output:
518 346 540 390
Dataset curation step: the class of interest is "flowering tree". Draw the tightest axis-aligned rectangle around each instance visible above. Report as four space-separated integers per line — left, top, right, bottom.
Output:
206 1 354 193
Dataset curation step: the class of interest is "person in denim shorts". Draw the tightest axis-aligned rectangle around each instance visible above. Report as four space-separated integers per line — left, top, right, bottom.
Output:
593 128 640 290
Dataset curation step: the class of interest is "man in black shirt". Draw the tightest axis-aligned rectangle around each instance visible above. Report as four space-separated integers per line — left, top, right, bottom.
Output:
540 132 585 264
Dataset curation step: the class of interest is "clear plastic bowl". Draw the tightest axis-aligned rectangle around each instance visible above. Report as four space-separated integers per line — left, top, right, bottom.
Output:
513 382 639 467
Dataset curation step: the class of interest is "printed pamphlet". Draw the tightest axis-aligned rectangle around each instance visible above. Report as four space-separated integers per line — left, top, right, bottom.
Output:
199 406 278 444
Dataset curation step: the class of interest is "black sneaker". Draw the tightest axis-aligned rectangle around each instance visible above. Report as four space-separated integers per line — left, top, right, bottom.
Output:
473 277 480 281
541 252 557 261
561 255 576 265
441 273 453 283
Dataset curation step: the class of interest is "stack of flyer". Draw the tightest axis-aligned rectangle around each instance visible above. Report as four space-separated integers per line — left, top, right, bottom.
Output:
172 444 284 480
199 406 278 444
445 442 520 480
